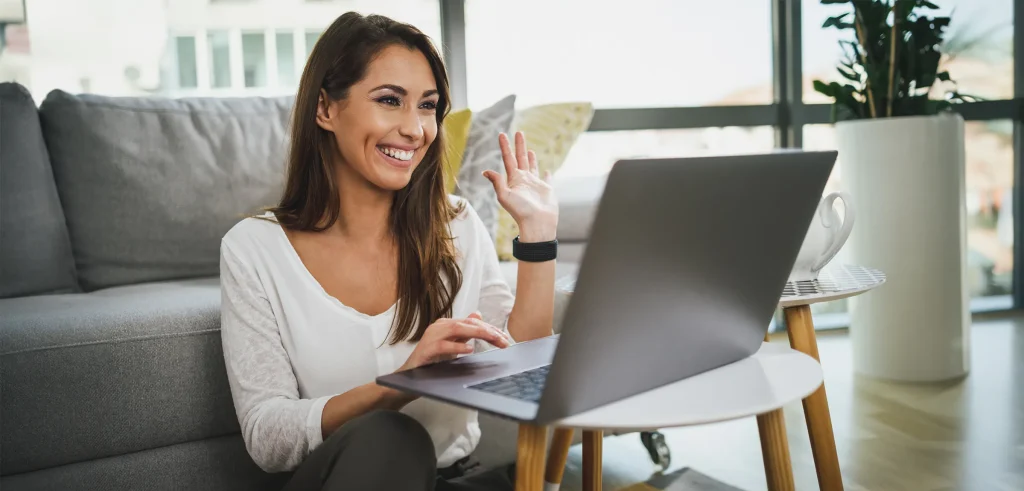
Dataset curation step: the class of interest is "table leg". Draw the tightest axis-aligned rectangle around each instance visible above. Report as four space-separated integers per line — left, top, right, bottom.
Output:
516 424 548 491
544 428 575 490
582 430 603 491
757 408 796 491
785 304 844 491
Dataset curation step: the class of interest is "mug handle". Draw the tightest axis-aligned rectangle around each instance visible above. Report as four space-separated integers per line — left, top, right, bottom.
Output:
812 191 856 272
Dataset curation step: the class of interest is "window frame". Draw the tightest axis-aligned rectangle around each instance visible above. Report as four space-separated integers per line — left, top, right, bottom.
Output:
440 0 1024 318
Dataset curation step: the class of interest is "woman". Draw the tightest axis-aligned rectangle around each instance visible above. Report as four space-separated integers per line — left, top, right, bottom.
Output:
219 11 558 491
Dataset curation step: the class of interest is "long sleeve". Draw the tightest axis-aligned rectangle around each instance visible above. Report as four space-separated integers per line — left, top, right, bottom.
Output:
464 204 516 347
219 241 332 473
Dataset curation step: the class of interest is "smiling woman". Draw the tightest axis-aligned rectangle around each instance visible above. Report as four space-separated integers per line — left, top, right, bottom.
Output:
218 11 558 491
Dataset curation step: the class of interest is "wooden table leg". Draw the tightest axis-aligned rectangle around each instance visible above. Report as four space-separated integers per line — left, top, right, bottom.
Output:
757 408 795 491
785 304 844 491
545 428 575 490
582 430 603 491
517 424 548 491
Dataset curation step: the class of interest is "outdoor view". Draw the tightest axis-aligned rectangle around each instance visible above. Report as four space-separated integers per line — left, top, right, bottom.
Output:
0 0 1015 303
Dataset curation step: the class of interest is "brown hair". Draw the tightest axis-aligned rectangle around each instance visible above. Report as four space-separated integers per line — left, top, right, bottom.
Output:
267 12 464 344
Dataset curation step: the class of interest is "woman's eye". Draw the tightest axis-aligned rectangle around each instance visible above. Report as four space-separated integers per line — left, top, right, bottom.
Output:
377 96 401 106
420 100 438 110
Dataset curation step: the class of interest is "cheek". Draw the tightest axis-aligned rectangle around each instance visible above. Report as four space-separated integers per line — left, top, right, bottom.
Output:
424 120 439 145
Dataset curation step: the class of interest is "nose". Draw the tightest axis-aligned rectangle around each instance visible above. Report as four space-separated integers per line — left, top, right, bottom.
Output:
397 107 425 142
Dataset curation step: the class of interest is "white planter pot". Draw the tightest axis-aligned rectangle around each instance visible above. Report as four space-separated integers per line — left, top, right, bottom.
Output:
837 113 970 382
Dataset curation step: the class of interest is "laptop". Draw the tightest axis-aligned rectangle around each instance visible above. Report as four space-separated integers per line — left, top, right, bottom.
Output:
377 150 838 425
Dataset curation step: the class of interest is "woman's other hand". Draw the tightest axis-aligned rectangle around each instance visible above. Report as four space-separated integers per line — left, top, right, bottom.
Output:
397 312 512 371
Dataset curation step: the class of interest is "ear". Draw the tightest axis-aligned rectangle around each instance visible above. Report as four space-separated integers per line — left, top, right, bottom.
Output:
315 89 334 131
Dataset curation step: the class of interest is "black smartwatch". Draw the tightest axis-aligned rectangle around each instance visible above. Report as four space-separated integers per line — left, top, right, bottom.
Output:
512 236 558 262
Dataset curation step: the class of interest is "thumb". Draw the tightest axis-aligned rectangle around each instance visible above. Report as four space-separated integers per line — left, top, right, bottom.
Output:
482 170 508 196
467 311 483 321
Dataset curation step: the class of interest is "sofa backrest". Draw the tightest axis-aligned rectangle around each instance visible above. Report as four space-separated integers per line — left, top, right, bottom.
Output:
38 90 293 292
0 83 80 298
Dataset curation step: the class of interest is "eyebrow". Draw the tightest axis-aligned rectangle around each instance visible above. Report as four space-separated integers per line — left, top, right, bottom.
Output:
370 84 438 98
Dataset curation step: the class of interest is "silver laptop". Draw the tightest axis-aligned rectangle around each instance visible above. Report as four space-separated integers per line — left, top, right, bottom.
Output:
377 151 838 425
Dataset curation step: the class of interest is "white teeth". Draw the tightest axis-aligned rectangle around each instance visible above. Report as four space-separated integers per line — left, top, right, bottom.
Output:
380 146 413 161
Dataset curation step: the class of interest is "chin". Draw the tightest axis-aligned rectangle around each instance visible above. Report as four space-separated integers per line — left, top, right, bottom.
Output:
373 166 417 191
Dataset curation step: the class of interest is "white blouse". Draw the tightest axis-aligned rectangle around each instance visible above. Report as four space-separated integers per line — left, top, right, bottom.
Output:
219 196 515 473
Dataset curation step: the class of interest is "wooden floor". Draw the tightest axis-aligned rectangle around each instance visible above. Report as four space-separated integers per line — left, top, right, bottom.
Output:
555 313 1024 491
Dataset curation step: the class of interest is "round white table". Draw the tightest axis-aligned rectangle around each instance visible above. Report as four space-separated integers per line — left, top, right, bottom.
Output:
548 264 886 491
775 264 885 491
516 342 824 491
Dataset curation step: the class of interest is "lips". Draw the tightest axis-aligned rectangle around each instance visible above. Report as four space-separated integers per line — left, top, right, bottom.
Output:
376 145 416 169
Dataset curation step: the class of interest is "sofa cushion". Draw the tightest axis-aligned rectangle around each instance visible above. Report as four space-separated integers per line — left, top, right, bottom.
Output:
0 83 79 298
0 434 287 491
455 94 516 241
0 278 238 475
38 91 292 291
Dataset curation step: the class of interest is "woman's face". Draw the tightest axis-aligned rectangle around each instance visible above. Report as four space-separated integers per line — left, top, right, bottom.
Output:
317 44 440 191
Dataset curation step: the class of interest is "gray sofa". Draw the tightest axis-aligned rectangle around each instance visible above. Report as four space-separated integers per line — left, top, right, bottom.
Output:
0 82 598 490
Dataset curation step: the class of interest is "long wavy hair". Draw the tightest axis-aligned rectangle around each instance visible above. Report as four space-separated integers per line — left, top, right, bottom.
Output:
267 12 464 345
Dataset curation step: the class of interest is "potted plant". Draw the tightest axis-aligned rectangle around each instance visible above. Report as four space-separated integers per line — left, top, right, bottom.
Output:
813 0 975 382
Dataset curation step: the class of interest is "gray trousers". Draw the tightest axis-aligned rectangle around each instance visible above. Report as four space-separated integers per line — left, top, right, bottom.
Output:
282 410 515 491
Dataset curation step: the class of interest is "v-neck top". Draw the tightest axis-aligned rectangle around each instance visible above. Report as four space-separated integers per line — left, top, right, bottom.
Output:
219 196 515 473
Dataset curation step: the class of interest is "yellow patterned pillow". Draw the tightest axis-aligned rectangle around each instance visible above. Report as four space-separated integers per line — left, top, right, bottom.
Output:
495 102 595 260
442 109 473 194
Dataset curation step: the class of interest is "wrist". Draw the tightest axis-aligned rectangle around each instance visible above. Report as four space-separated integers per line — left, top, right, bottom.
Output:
376 383 417 408
517 216 558 243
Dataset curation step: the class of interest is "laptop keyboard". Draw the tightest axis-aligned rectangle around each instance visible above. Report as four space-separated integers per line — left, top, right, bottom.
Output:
468 365 550 402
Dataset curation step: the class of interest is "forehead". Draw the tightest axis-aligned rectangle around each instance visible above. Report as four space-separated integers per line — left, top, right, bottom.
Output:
360 44 436 90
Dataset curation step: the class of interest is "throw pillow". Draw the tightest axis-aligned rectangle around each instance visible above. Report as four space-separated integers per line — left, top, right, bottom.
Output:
39 90 292 291
495 102 595 260
442 108 472 194
454 94 517 241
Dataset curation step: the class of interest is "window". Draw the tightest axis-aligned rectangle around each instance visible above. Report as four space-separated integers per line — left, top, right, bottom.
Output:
13 1 439 99
304 29 322 60
175 37 198 89
802 0 1013 103
556 127 776 179
241 32 267 88
802 121 1014 302
464 0 773 110
208 30 232 89
276 31 296 87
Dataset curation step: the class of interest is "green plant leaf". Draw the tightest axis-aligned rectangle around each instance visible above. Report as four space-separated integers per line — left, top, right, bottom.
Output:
822 13 854 29
820 0 851 4
837 66 861 82
919 0 940 9
813 80 836 98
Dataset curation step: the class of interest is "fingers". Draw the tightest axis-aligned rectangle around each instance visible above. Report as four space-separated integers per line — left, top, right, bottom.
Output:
515 131 529 171
434 340 474 357
468 311 483 320
528 150 538 175
482 169 509 198
498 132 517 178
447 320 511 348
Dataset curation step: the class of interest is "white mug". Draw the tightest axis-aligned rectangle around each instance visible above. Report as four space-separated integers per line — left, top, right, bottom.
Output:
789 192 855 282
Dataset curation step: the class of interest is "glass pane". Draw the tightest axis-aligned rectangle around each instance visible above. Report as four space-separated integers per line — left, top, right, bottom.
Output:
175 36 198 89
556 127 776 179
208 30 232 89
276 31 296 87
802 121 1014 304
304 29 321 60
242 32 267 88
465 0 773 110
803 0 1013 103
13 1 438 99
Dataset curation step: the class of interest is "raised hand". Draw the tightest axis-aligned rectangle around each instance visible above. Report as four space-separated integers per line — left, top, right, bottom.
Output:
482 131 559 242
